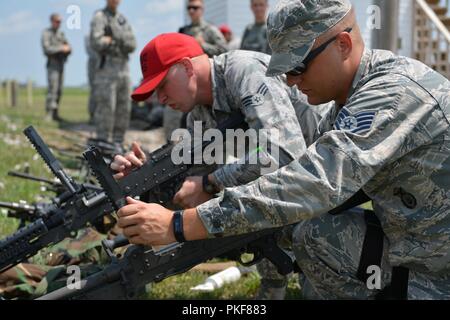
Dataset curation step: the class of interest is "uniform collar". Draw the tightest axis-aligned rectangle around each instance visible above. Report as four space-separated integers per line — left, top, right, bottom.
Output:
209 58 231 115
104 6 117 16
346 48 372 102
191 18 205 27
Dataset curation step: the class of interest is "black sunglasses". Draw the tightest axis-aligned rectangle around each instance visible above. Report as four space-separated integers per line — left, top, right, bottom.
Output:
286 27 353 77
187 5 202 11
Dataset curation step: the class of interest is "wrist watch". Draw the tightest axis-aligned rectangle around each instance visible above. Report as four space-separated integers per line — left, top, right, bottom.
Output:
172 210 186 243
202 175 219 195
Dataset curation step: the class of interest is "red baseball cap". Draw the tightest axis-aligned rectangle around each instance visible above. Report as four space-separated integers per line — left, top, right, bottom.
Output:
219 24 231 35
131 33 205 101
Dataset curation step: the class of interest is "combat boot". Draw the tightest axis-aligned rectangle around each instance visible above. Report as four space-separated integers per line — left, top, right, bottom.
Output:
254 278 287 300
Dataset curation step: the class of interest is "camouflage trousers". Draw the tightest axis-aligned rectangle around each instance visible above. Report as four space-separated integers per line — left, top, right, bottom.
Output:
46 67 64 112
255 225 294 300
94 69 131 144
292 211 450 300
87 58 98 122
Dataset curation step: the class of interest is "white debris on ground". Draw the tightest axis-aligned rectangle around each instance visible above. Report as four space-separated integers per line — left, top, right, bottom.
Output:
0 133 23 147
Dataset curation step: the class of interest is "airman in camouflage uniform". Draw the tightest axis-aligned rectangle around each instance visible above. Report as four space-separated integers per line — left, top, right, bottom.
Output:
163 0 229 141
115 0 450 300
240 0 271 55
111 33 326 299
194 0 450 299
90 0 136 146
179 0 228 58
41 14 71 121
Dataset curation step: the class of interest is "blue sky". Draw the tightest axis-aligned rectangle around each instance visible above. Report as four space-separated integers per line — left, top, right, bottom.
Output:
0 0 185 87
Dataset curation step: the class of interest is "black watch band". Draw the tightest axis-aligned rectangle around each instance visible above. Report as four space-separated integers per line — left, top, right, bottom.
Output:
172 210 186 243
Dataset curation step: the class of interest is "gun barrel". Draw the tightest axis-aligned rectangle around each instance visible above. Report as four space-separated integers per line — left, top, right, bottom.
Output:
0 201 36 212
8 171 61 187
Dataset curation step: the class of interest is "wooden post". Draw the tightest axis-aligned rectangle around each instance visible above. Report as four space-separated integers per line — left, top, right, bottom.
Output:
11 80 18 107
0 80 3 108
371 0 400 53
27 79 33 107
5 80 11 107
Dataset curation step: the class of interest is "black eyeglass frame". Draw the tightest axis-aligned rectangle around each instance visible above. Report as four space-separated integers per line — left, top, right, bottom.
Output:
286 27 353 76
187 5 203 11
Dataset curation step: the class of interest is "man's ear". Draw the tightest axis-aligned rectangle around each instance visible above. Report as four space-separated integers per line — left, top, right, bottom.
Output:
336 32 353 60
179 57 195 77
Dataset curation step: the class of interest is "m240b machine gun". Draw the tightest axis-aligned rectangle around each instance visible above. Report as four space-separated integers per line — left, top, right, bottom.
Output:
0 113 246 274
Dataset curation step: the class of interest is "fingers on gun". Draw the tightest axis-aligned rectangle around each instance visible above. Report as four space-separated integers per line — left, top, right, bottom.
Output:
125 153 144 167
131 142 146 162
111 154 131 171
172 190 184 206
117 203 142 218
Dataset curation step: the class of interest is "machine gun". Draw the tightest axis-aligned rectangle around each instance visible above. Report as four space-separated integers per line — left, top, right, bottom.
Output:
7 171 66 195
0 200 56 229
0 112 246 274
35 112 294 300
37 226 293 300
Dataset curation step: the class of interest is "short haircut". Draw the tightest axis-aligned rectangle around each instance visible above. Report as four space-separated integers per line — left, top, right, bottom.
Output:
50 13 61 21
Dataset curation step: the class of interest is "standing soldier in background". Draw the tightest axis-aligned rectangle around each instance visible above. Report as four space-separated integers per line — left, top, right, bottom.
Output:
219 24 241 51
179 0 227 58
41 13 71 121
90 0 136 150
162 0 229 141
241 0 271 55
85 35 99 125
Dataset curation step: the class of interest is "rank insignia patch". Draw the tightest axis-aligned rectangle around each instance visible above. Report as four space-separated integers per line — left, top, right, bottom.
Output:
242 83 269 108
334 107 376 135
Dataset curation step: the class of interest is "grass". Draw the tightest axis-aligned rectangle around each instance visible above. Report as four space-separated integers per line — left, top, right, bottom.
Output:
0 86 304 299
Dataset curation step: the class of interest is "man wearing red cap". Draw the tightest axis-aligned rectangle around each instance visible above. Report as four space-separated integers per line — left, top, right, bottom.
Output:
219 25 241 51
111 32 325 299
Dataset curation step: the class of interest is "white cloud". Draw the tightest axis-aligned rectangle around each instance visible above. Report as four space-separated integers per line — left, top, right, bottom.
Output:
0 11 42 36
145 0 183 14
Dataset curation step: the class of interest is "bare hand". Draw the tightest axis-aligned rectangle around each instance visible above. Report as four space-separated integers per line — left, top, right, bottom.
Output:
110 142 147 179
62 44 71 54
173 176 213 208
194 35 205 46
117 197 175 246
102 36 113 45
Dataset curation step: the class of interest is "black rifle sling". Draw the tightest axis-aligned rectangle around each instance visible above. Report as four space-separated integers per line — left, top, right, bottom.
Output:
327 190 409 299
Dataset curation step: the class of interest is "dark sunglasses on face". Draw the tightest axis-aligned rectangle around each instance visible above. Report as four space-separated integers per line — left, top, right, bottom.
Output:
187 5 202 11
286 27 353 77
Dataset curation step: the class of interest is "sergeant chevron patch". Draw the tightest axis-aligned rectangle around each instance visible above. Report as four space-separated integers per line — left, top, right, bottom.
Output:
334 107 376 135
242 83 269 107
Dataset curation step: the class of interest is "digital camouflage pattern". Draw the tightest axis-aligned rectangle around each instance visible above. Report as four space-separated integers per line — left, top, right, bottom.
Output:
179 19 228 58
186 50 325 190
197 47 450 299
183 50 326 299
41 27 70 113
85 35 99 122
90 6 136 144
266 0 351 76
240 22 271 55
